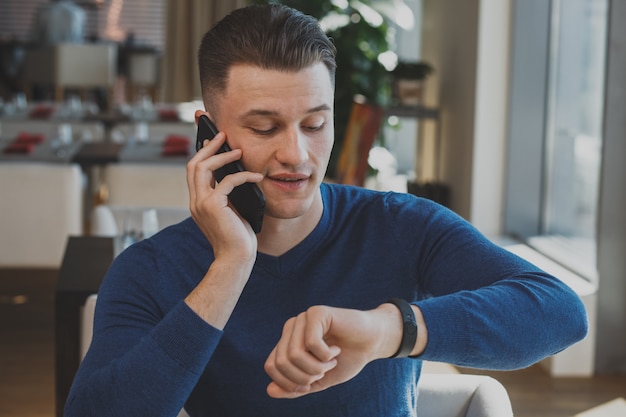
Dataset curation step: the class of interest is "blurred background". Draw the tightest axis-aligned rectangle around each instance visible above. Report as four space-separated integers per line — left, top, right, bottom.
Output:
1 1 625 416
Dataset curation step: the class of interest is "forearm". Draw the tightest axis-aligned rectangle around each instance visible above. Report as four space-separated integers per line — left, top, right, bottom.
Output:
185 257 254 329
417 274 588 369
267 271 587 400
65 301 221 416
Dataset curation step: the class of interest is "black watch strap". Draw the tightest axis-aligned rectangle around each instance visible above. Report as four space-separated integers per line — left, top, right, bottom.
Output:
387 298 418 358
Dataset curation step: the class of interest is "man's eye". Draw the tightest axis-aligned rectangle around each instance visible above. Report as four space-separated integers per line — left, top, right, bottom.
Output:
304 122 325 132
251 127 276 135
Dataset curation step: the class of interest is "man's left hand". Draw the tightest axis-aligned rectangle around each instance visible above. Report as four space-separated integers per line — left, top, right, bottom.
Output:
264 304 406 399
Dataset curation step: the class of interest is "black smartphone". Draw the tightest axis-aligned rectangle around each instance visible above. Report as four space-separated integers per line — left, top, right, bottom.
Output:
196 115 265 233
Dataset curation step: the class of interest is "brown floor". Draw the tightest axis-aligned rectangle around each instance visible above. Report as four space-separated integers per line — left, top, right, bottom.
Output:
0 269 56 417
1 268 625 417
460 366 626 417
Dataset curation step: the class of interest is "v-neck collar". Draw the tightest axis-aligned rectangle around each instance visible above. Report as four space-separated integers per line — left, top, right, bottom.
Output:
253 184 332 279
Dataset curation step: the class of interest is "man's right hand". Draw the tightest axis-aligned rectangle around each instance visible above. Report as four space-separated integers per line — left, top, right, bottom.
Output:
187 131 262 261
184 129 263 329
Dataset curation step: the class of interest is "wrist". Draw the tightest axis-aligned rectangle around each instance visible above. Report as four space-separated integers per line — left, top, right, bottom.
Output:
212 245 257 267
211 254 256 273
386 298 418 358
185 258 253 329
373 303 405 359
375 300 428 359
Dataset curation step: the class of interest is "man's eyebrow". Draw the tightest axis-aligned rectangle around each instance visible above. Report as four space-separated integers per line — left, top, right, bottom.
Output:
240 104 332 119
307 104 332 113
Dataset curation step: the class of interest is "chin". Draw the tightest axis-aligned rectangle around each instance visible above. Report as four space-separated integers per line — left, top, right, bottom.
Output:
261 185 323 221
265 190 321 218
264 203 310 220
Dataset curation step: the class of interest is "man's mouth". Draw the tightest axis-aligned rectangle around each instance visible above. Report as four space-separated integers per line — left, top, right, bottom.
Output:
267 174 310 188
269 173 309 181
274 177 304 182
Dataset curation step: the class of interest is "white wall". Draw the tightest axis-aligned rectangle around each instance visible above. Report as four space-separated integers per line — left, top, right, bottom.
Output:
595 0 626 373
421 0 479 220
469 0 511 236
421 0 511 236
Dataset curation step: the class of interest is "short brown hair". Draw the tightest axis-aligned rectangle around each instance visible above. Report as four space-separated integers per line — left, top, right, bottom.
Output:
198 4 336 112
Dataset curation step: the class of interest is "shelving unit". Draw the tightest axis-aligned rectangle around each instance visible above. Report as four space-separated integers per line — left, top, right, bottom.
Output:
384 104 448 206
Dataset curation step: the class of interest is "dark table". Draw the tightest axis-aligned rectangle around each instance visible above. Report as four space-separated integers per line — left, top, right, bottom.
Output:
55 236 118 416
71 142 122 165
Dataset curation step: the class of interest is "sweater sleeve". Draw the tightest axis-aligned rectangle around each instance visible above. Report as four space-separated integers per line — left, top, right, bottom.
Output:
416 268 588 369
392 196 588 370
64 239 222 417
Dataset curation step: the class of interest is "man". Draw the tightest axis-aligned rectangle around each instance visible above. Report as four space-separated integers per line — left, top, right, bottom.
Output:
65 4 587 416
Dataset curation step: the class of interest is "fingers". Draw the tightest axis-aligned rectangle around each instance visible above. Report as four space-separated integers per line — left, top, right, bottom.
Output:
186 133 261 217
264 308 341 398
187 133 230 204
186 132 262 254
186 133 224 205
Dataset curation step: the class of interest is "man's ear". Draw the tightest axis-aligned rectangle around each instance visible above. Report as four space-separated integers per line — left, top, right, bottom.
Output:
194 110 215 126
194 110 212 125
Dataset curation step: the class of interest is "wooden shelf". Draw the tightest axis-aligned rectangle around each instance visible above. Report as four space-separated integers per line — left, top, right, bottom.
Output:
384 104 439 120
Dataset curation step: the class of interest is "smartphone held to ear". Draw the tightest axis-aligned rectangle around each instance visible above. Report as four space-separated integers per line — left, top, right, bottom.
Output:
196 115 265 233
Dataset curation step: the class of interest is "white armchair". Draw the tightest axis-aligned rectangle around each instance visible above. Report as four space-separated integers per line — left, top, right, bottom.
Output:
417 373 513 417
80 295 513 417
103 163 189 208
0 162 83 267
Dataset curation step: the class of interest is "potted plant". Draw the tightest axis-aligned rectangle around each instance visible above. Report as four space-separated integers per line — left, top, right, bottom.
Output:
390 61 434 105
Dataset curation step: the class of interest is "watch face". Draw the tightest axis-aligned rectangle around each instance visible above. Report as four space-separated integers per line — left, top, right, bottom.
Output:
405 322 418 336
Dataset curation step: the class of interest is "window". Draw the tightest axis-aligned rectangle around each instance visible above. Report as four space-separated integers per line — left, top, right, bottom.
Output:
530 0 608 282
504 0 608 283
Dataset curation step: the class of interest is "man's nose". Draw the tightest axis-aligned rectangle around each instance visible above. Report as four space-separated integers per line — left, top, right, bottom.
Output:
275 128 308 166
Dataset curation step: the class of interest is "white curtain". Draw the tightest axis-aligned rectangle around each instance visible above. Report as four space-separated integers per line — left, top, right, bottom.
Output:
162 0 248 103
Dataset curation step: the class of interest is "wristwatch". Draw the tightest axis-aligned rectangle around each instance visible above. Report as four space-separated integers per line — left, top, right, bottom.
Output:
387 298 418 358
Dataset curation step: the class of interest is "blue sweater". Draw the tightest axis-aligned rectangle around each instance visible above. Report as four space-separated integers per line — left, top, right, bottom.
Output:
66 184 587 416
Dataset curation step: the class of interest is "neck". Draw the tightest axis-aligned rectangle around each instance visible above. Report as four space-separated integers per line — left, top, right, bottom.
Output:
256 192 324 257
